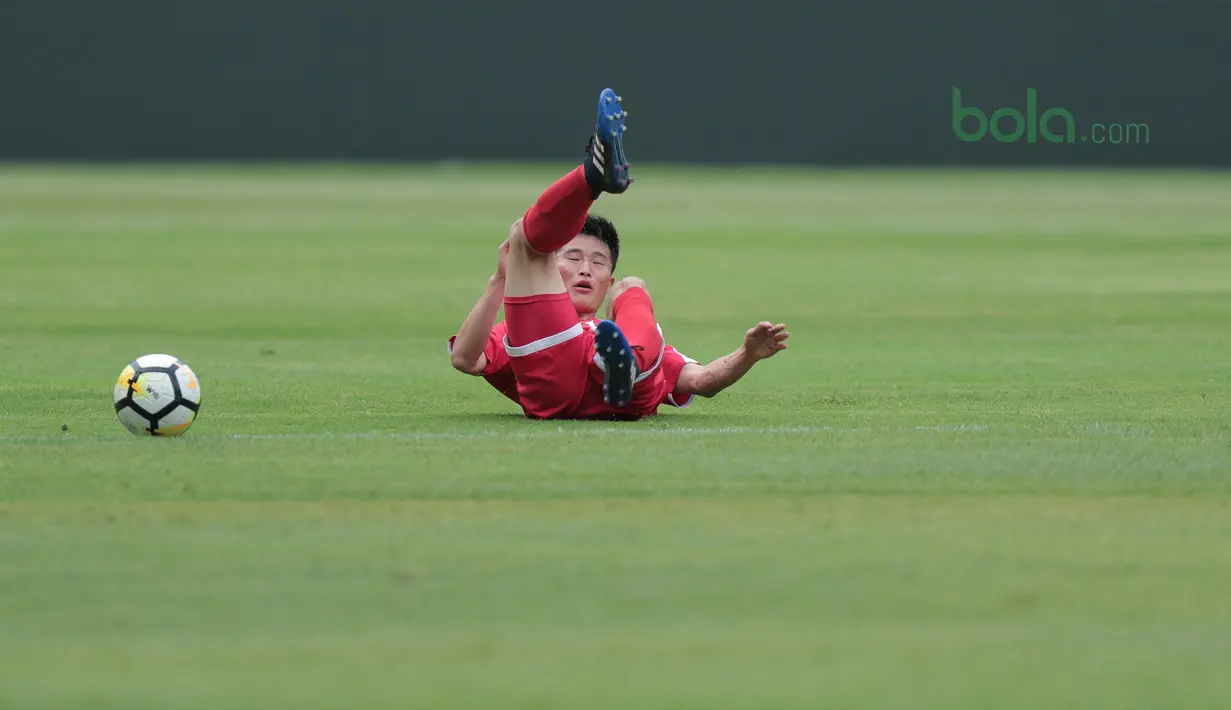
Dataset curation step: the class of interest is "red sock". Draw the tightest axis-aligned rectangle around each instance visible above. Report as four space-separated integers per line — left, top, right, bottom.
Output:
611 287 663 374
522 166 595 254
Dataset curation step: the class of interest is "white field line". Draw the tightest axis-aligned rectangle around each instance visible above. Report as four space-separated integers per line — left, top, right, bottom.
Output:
0 422 1165 445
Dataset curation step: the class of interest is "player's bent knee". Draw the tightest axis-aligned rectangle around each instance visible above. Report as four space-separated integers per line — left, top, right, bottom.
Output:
507 218 530 250
507 217 553 262
609 276 649 306
504 215 569 298
618 276 648 294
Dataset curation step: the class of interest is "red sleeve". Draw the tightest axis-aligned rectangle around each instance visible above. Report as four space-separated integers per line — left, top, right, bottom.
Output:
448 323 519 404
659 345 699 408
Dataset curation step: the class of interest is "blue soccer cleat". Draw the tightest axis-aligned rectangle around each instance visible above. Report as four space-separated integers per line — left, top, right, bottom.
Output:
594 319 637 408
584 88 633 196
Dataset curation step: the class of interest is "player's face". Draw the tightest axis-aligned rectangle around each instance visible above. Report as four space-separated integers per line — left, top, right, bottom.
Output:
556 234 615 315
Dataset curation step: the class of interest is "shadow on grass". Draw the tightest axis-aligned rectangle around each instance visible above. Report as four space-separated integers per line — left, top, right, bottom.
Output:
434 411 754 429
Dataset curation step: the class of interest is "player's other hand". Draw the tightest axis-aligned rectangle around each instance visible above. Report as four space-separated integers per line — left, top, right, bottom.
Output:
744 321 789 360
494 238 511 281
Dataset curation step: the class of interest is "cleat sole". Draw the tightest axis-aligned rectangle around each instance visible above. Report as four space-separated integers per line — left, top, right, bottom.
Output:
594 319 636 408
592 88 631 193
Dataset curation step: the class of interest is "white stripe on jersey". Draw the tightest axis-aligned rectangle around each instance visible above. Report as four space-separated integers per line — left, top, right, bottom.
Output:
503 322 584 357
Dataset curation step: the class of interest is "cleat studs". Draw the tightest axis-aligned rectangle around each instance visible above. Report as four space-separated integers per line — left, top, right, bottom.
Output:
618 362 624 369
611 130 617 137
616 95 622 102
606 96 613 103
623 111 628 117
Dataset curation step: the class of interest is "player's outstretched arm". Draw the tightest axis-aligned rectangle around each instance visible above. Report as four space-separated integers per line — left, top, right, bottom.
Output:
450 240 509 375
675 321 789 398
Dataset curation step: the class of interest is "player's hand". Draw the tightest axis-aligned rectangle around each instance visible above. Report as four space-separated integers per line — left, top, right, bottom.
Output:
494 239 510 281
743 321 789 360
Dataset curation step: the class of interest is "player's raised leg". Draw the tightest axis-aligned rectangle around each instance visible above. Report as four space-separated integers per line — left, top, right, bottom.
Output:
505 87 632 299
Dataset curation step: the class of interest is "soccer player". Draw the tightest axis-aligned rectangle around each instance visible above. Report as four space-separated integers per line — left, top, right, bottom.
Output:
448 88 789 420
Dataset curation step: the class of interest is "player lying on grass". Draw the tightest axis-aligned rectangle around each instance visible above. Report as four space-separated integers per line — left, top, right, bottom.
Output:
448 88 789 420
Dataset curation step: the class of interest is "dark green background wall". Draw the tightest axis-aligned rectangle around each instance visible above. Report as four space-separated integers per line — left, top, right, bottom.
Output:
2 0 1226 166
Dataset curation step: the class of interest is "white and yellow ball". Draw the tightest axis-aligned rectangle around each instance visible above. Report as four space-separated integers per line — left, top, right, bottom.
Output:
113 354 202 436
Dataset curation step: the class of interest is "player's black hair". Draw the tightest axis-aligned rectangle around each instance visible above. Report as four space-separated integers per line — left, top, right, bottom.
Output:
581 214 620 272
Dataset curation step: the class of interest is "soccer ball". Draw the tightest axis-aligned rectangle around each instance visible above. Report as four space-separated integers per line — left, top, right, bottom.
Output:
113 354 202 436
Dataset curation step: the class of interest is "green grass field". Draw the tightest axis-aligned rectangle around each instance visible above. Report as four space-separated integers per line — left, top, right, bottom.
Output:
1 164 1229 709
